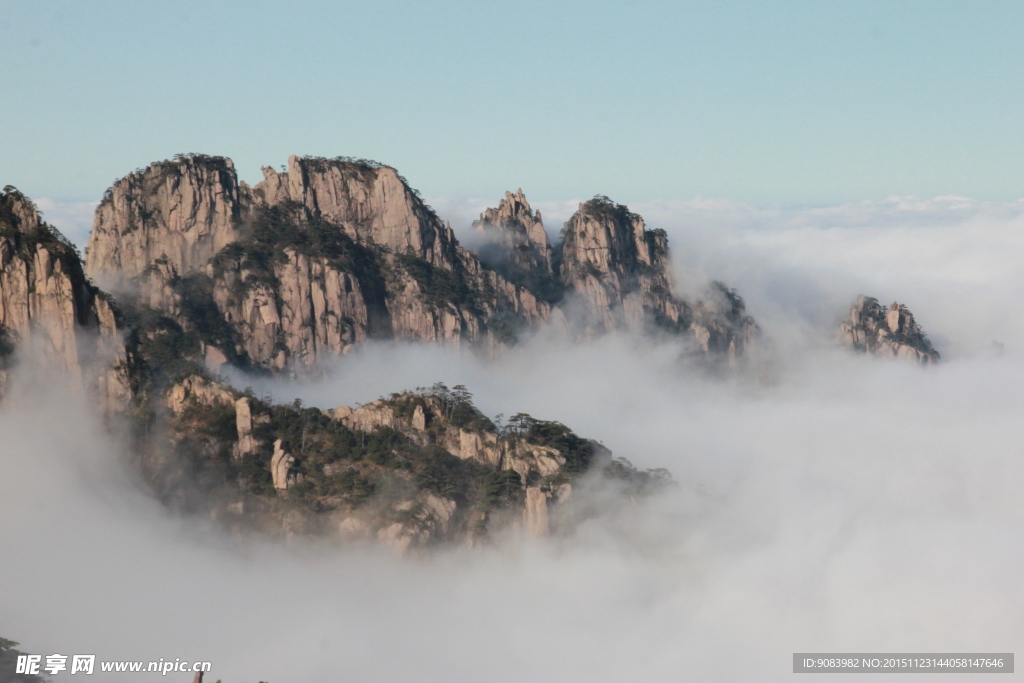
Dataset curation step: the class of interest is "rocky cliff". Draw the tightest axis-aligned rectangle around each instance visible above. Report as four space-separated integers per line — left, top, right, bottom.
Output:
254 155 459 268
0 187 128 408
2 169 741 554
86 155 246 287
558 195 679 332
557 195 757 355
472 192 759 357
86 156 762 374
155 375 668 552
86 155 553 372
839 295 939 364
473 189 559 302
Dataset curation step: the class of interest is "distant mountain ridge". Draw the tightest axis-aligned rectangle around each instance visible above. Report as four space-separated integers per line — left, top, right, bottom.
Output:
84 153 758 373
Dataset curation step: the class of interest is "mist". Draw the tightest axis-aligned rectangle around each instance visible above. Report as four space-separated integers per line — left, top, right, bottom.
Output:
433 193 1024 355
2 199 1023 682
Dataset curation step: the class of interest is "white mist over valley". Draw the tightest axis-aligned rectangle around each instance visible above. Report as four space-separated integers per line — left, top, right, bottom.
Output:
2 197 1022 682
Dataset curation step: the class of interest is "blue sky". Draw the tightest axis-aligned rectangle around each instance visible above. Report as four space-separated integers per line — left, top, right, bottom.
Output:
3 0 1024 205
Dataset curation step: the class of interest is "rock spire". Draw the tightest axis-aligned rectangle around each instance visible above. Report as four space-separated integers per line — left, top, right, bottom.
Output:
473 188 553 276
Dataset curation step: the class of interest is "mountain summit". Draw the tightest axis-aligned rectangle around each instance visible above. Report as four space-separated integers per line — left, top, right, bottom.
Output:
85 154 553 372
839 296 939 364
475 191 759 357
473 188 555 290
558 196 757 355
84 155 759 373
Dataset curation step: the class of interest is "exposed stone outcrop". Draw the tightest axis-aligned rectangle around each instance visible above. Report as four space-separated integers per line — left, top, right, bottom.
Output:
524 486 550 537
473 189 553 278
233 396 258 460
135 257 181 317
558 196 758 356
209 245 376 369
151 374 668 552
0 187 128 409
468 191 759 357
209 236 550 368
86 155 247 288
165 374 235 414
839 296 939 364
254 155 458 268
84 156 759 374
332 394 572 482
86 155 553 372
377 494 458 554
324 392 616 550
270 439 296 491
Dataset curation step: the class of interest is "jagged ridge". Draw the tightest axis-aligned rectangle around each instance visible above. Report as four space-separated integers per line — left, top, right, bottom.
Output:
87 154 553 372
159 375 670 551
473 188 561 303
477 192 759 356
0 185 675 553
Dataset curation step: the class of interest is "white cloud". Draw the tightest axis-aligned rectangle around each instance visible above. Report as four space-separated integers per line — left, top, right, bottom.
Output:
432 194 1024 356
3 196 1023 681
3 344 1024 681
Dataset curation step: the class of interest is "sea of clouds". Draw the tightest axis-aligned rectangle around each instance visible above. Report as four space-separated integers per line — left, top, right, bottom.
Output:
2 196 1022 681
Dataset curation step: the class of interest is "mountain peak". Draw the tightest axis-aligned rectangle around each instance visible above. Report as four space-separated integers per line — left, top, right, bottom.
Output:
839 295 939 363
252 155 457 268
557 195 757 356
86 154 245 286
473 188 553 287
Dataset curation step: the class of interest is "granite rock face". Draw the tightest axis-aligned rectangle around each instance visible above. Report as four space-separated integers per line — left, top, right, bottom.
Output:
472 192 759 357
473 189 555 289
85 155 760 375
86 155 246 288
270 439 297 491
559 196 678 332
0 187 128 409
558 196 758 355
838 295 939 364
254 155 458 268
85 155 553 372
524 486 550 537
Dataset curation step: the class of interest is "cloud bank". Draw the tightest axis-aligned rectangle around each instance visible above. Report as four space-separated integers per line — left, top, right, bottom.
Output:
2 197 1023 682
431 193 1024 356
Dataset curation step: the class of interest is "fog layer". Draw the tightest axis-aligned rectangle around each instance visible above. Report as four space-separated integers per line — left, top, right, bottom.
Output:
2 199 1023 682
